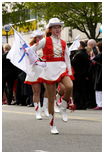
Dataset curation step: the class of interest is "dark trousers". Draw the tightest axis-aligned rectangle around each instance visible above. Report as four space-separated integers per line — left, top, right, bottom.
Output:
73 78 90 109
2 78 14 105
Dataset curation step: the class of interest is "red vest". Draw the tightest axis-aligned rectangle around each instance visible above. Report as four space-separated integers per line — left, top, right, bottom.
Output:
42 37 66 62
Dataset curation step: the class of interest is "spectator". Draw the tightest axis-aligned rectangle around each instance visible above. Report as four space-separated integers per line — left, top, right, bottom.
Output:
93 42 102 110
15 71 33 106
87 40 98 109
71 41 93 109
2 44 21 105
87 39 99 58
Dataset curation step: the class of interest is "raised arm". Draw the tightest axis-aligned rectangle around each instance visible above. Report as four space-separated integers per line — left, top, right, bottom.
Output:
26 38 46 64
30 38 46 52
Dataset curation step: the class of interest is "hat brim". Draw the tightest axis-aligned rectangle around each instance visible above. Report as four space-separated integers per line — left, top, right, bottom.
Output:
31 32 44 38
46 22 64 29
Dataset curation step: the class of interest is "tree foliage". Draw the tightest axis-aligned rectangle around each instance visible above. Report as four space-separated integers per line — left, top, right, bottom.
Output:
2 2 102 39
25 2 102 39
2 2 26 25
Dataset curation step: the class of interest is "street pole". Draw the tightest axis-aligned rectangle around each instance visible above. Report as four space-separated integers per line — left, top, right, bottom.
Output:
6 31 8 43
4 25 11 44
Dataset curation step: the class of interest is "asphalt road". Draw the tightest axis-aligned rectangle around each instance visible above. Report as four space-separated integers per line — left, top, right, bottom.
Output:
2 105 102 152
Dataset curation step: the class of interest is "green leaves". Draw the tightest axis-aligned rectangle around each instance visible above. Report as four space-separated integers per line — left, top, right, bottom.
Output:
2 2 102 39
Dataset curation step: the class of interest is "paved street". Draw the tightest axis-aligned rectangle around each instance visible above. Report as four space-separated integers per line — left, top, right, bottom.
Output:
2 105 102 152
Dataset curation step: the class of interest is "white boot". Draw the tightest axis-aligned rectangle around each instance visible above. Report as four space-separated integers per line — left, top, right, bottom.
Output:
95 91 102 107
56 93 62 106
34 102 42 120
54 100 60 113
43 98 49 117
49 114 59 134
60 99 68 122
50 126 59 134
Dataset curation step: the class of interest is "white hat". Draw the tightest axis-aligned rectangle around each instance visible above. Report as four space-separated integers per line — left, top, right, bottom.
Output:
31 29 44 38
46 18 64 29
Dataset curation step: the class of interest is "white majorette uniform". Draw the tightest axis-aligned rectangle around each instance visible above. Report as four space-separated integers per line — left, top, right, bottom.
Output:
26 35 73 84
24 30 45 85
24 48 43 84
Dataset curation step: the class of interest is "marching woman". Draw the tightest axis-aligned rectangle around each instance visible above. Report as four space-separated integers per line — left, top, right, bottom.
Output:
27 18 73 134
24 30 49 120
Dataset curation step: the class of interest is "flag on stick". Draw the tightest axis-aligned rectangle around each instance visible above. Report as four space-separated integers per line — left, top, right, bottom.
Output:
7 28 46 76
7 31 32 75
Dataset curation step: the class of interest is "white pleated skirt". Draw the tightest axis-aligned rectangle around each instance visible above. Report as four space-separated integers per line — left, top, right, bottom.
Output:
25 61 71 84
24 64 43 84
38 61 69 84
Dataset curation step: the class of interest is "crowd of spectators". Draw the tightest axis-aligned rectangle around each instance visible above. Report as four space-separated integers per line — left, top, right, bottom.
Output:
70 39 102 110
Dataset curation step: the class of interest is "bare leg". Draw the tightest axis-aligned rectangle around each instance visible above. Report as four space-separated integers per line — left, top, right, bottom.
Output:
32 83 42 120
58 82 65 96
42 83 49 117
32 83 41 103
45 83 59 134
58 76 73 122
45 83 56 115
61 76 73 101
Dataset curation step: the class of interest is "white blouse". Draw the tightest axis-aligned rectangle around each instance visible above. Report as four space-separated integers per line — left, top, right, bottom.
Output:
30 35 64 57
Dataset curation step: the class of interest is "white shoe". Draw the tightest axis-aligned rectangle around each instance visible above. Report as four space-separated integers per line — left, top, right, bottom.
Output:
43 98 49 117
56 93 62 106
60 109 68 122
50 126 59 134
34 103 42 120
35 110 42 120
54 103 60 113
60 99 68 122
44 108 49 117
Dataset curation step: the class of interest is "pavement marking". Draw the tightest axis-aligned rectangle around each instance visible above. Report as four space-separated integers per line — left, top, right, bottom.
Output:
2 110 34 115
2 109 101 122
56 114 101 122
34 150 48 152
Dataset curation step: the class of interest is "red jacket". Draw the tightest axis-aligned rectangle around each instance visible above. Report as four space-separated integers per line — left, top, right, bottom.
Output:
42 37 66 62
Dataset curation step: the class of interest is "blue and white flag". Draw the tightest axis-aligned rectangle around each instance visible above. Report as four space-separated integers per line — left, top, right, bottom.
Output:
6 31 36 75
7 30 46 76
18 42 29 63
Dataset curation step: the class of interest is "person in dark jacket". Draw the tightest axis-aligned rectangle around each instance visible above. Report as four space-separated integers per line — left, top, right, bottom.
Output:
15 71 33 106
2 44 21 105
71 41 96 109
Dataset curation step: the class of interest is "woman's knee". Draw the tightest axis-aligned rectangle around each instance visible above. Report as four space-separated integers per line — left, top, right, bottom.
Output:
32 84 40 94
